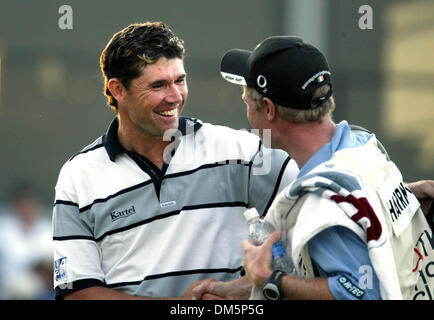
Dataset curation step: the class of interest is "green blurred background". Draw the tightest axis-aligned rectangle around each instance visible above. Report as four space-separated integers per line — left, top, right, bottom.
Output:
0 0 433 202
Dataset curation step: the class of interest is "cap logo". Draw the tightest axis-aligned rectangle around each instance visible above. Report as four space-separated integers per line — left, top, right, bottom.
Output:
301 71 331 90
220 72 247 86
257 75 267 93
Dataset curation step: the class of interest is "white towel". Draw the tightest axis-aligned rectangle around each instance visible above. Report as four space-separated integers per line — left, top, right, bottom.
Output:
284 162 403 299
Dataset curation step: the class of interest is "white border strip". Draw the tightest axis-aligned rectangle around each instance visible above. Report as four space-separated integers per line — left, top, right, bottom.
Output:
221 72 247 86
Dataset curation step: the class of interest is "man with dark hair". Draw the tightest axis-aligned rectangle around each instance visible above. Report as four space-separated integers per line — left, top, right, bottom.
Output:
217 36 434 300
100 22 186 113
52 22 299 299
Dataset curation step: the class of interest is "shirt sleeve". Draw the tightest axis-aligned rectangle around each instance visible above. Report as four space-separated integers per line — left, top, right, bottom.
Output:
248 144 299 216
52 167 105 299
308 226 381 300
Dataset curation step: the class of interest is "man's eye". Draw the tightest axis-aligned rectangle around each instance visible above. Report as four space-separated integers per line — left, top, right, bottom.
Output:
152 83 165 89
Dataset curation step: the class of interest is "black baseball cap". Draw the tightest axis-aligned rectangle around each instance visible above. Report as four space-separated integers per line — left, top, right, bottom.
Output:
220 36 332 109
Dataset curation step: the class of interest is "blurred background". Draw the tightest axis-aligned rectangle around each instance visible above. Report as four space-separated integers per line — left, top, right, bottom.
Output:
0 0 432 299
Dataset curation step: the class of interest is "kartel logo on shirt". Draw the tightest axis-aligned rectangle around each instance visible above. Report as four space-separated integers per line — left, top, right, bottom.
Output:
110 205 136 221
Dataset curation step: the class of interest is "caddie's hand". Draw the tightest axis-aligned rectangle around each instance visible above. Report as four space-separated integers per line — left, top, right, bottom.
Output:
192 276 252 300
242 230 282 289
191 278 220 300
407 180 434 214
182 279 215 300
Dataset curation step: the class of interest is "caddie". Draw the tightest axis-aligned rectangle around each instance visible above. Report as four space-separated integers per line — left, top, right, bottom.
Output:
220 35 434 300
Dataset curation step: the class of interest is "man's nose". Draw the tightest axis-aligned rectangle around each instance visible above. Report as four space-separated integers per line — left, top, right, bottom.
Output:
165 83 183 104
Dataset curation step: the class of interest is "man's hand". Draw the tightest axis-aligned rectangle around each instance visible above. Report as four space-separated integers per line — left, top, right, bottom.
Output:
191 277 253 300
242 230 281 290
407 180 434 214
182 279 217 300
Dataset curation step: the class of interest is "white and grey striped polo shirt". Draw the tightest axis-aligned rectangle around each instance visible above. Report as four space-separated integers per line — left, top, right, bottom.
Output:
52 117 299 298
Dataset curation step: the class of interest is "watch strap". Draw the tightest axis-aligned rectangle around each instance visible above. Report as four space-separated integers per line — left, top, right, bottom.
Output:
262 269 286 300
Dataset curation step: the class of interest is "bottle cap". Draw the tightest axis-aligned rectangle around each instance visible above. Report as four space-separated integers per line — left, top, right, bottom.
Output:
243 208 260 223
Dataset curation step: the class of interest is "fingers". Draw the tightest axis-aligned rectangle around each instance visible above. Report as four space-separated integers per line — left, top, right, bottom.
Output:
202 293 225 300
192 279 237 300
242 239 252 251
264 230 282 249
191 278 216 300
243 230 282 249
206 280 227 298
407 180 434 214
191 231 284 300
242 230 282 288
409 180 434 200
421 180 434 198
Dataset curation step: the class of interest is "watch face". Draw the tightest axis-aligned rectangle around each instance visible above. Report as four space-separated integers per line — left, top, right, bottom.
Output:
263 283 280 300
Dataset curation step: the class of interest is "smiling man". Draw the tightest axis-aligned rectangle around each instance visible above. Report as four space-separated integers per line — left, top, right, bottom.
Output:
109 56 187 169
51 22 299 299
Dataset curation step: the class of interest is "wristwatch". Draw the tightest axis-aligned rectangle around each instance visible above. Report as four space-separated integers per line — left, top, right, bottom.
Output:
262 270 286 300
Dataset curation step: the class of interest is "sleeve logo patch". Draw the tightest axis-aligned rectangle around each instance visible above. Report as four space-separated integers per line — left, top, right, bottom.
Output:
338 276 366 299
54 257 68 281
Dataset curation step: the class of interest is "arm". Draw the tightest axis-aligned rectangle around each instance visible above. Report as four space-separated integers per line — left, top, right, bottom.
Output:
191 276 253 300
307 226 381 300
243 228 382 300
242 231 334 300
407 180 434 214
280 275 333 300
65 286 147 300
65 279 209 300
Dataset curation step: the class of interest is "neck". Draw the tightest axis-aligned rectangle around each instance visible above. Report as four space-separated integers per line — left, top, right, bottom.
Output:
117 119 170 170
276 117 336 168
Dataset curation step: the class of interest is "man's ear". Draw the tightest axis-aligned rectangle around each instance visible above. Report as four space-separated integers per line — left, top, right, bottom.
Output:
108 78 127 104
263 97 277 121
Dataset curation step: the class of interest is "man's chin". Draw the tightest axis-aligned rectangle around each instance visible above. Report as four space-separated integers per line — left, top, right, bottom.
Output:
158 118 181 138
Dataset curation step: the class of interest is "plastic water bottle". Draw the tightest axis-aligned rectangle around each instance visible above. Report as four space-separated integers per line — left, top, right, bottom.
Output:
271 241 294 274
244 208 294 274
244 208 274 245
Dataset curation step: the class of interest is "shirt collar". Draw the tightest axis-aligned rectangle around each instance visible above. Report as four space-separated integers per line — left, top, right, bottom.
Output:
297 120 372 178
102 117 203 162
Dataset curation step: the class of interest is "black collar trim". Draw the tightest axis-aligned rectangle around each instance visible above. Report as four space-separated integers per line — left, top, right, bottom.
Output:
102 117 202 162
